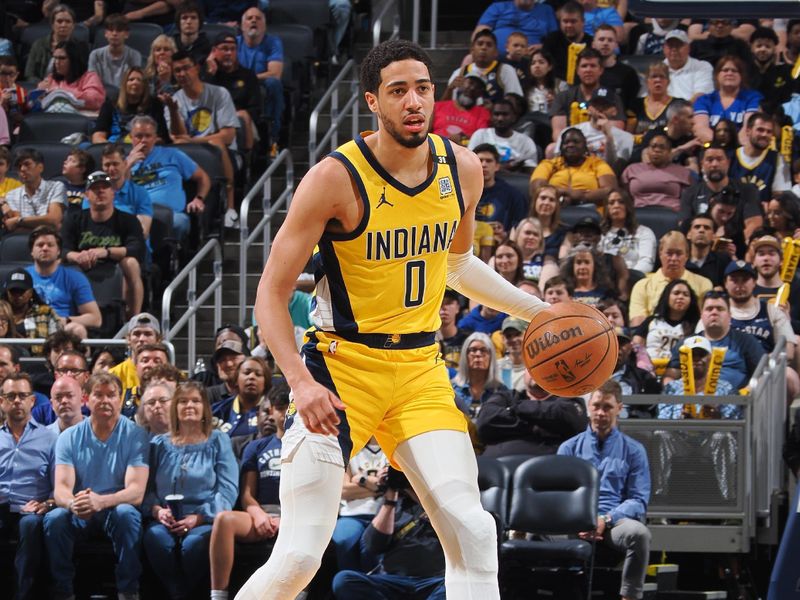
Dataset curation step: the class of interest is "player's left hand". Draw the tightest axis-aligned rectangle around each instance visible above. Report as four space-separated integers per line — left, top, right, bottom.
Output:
293 379 346 436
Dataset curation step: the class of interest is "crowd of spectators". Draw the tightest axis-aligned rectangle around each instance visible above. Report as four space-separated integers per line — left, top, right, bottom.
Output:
2 1 800 599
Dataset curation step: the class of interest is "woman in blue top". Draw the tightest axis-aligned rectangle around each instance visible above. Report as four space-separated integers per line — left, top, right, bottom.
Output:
693 55 762 145
143 381 239 600
451 332 507 418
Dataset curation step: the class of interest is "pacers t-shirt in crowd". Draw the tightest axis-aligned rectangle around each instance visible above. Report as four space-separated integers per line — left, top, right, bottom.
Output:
130 146 198 214
166 83 239 149
26 264 95 318
241 434 282 506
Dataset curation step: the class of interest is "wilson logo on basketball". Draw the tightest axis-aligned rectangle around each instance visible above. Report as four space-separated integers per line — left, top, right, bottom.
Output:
525 327 584 361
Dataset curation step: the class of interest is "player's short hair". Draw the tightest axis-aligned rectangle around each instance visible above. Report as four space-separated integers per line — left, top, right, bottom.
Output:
360 39 433 95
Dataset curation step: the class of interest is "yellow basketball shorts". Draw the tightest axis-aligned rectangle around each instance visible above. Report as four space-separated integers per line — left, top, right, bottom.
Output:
287 329 468 467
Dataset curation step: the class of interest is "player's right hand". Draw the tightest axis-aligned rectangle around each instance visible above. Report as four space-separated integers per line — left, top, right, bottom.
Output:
294 381 346 436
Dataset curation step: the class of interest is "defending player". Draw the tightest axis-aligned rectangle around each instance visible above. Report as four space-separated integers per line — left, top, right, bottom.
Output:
234 40 549 600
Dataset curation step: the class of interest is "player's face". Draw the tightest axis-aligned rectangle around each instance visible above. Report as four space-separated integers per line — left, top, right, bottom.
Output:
588 391 621 434
544 284 569 304
753 246 780 277
368 59 434 149
752 38 776 64
725 272 755 301
668 283 691 314
747 118 774 152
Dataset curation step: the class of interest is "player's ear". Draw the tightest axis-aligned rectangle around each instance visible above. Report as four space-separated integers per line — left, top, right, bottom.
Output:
364 91 379 114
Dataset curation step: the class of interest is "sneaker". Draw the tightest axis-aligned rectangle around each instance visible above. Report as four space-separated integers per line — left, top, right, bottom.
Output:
224 208 240 229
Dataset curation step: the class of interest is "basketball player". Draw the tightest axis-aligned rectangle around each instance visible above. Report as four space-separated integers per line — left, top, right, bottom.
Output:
233 40 549 600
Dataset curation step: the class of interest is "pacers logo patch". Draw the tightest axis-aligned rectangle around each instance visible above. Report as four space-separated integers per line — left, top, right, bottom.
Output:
286 401 297 417
438 177 453 198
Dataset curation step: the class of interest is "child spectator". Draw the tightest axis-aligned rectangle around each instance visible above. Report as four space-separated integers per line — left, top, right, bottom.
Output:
88 14 144 88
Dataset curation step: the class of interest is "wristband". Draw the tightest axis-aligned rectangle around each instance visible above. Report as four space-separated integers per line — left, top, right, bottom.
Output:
384 499 398 507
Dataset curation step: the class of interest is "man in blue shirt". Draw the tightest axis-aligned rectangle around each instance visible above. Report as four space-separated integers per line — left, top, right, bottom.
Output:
0 372 58 600
475 0 558 50
558 380 651 600
128 115 211 240
43 372 149 600
26 225 101 340
237 6 284 151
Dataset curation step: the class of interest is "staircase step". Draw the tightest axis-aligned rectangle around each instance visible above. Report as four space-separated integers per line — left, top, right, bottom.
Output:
647 564 679 592
657 592 727 600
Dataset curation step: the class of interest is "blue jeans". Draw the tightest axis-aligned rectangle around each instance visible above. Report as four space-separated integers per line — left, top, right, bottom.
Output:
0 509 44 600
172 211 190 241
43 504 143 597
143 522 213 599
331 514 376 572
262 77 284 143
332 570 446 600
329 0 352 49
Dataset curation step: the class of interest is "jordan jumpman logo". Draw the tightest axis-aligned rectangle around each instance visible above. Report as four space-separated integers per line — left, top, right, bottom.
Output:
376 186 394 208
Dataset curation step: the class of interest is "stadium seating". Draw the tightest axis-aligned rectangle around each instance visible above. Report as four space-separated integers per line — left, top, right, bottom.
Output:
635 206 682 240
17 113 92 144
0 233 32 262
477 455 511 534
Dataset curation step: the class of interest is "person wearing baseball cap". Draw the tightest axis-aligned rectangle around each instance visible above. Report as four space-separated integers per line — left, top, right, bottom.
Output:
62 169 146 320
496 317 529 392
724 258 800 396
749 235 800 327
662 29 714 102
205 31 261 153
2 267 62 347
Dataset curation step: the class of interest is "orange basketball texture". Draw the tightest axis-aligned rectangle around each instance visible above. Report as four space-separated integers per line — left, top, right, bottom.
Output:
523 302 618 396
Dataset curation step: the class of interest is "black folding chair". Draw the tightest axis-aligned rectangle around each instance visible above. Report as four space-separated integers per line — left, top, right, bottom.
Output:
500 455 599 600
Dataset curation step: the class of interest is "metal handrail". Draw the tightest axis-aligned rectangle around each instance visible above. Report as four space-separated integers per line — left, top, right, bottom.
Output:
238 149 295 325
2 337 177 365
161 238 223 372
372 0 400 47
412 0 440 49
309 60 360 167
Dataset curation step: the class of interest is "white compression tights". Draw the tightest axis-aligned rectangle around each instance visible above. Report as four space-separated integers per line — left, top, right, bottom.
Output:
234 430 499 600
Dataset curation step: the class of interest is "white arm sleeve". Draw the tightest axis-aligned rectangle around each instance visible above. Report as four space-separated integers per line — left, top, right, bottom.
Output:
446 249 550 321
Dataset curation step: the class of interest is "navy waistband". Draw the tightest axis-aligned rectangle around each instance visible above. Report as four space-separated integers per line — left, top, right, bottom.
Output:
320 330 437 350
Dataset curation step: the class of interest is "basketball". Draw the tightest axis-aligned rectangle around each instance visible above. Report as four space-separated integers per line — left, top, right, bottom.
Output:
523 302 618 396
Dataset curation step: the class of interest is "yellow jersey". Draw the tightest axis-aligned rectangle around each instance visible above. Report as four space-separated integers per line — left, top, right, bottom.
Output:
312 132 465 336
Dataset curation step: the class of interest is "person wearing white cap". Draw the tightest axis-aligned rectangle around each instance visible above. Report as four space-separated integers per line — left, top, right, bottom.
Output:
662 30 714 102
